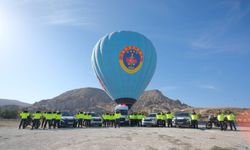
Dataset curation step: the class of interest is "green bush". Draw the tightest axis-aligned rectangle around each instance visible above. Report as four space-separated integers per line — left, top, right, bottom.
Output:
0 108 18 119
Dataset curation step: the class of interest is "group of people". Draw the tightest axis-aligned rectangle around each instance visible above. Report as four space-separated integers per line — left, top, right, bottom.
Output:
18 110 237 131
216 110 237 131
155 112 175 127
19 111 62 130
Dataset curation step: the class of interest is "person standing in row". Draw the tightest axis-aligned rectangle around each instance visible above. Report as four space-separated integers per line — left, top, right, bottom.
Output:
137 113 145 127
114 111 121 128
217 110 225 131
31 111 42 130
166 111 174 128
55 112 62 128
41 112 46 128
191 110 199 129
84 112 92 127
52 111 57 128
43 111 53 129
102 113 109 127
227 111 237 131
78 112 84 128
19 110 30 129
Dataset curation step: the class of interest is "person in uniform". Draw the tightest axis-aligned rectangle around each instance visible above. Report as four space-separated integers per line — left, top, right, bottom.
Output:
55 112 62 128
85 112 92 127
43 111 52 129
115 111 121 128
102 113 108 127
217 110 225 131
78 112 84 128
161 112 166 127
75 112 80 127
19 110 30 129
31 111 42 130
156 112 162 127
166 111 174 128
110 113 115 127
137 112 144 127
129 113 135 127
227 111 237 131
41 111 46 128
191 110 199 129
52 111 57 128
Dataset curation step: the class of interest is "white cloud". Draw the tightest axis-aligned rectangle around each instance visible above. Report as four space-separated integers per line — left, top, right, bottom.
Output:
198 84 218 91
190 1 250 55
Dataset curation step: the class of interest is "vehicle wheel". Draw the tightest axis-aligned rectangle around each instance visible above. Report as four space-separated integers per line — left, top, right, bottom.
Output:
206 122 212 129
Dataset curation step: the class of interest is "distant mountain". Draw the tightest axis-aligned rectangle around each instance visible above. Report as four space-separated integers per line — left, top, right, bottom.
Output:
132 90 190 112
0 99 31 107
29 87 190 113
30 88 116 113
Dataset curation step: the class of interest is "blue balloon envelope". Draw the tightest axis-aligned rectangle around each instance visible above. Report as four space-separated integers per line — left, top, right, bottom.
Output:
91 31 157 108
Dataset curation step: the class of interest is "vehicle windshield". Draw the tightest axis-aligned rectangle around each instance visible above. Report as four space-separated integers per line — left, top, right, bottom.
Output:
116 110 128 115
62 112 73 116
91 113 99 117
175 113 190 117
148 114 156 117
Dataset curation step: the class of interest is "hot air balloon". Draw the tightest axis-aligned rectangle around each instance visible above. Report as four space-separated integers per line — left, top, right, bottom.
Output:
91 31 157 108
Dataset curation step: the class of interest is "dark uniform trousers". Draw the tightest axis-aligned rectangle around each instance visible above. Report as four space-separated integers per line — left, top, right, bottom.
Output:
167 119 173 127
19 119 27 129
32 119 40 129
115 119 120 128
44 119 52 129
191 120 198 128
229 121 236 131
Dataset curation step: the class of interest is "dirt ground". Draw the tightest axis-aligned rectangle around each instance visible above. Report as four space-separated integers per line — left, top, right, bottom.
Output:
0 120 249 150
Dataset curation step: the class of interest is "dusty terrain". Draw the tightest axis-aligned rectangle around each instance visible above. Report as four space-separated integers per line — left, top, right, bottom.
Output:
0 120 249 150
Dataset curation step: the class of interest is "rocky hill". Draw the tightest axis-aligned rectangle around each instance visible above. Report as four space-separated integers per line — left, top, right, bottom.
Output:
29 87 190 113
0 99 31 107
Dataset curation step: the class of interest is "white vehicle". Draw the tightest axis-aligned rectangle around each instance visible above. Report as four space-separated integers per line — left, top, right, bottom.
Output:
142 113 157 127
115 104 129 125
90 112 102 127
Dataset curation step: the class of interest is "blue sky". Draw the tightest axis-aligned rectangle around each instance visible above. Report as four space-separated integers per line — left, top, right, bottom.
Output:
0 0 250 107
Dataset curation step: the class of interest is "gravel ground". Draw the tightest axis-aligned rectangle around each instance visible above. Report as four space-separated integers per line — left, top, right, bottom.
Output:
0 120 249 150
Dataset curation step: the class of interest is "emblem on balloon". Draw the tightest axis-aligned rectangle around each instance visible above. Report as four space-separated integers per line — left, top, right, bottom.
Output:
119 46 144 74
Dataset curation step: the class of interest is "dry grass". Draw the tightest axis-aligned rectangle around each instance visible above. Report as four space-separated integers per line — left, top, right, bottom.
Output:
0 119 19 128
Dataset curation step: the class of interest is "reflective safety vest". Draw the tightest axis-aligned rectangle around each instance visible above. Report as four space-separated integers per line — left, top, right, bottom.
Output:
75 113 80 119
191 114 198 120
129 114 135 119
45 113 53 120
78 113 84 119
52 113 56 119
156 114 161 120
55 114 62 120
85 114 92 120
138 114 145 119
166 113 173 119
227 114 236 121
110 115 115 120
106 115 111 121
115 113 121 119
33 113 42 119
20 112 29 119
134 115 138 120
217 114 225 121
83 114 87 120
161 114 166 120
